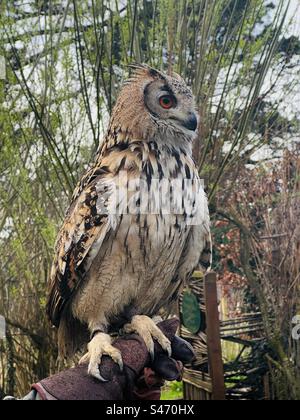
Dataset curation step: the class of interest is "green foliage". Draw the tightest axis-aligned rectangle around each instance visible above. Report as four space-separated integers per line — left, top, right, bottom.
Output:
161 381 183 400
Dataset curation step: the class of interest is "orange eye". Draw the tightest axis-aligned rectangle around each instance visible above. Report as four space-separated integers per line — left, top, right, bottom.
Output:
159 95 174 109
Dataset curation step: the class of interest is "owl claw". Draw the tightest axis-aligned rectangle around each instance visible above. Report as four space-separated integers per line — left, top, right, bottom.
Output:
124 315 171 360
117 358 124 372
166 342 172 358
78 352 90 365
88 364 108 382
80 332 123 381
149 341 155 362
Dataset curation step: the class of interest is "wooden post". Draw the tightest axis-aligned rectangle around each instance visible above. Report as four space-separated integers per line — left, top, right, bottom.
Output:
204 271 226 400
263 374 271 400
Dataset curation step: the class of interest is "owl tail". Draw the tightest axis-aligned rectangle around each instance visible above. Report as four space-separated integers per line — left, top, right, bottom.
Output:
57 308 89 358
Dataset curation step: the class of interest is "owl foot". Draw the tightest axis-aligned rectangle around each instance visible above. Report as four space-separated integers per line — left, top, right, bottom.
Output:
124 315 172 361
79 332 123 381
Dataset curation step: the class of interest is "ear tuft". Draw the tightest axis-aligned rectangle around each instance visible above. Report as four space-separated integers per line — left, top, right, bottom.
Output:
127 63 166 81
171 71 185 82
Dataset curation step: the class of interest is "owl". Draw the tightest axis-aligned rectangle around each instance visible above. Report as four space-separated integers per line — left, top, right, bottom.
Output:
47 64 211 380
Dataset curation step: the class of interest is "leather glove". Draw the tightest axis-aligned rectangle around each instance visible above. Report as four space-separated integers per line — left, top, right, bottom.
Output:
4 318 195 400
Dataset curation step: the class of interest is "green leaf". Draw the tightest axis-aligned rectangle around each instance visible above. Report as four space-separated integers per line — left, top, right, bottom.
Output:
181 291 201 334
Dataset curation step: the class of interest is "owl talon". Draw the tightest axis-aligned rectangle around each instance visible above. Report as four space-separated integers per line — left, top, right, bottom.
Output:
80 332 123 380
124 315 171 360
78 352 90 365
117 358 124 372
88 364 108 382
149 341 155 362
166 342 172 358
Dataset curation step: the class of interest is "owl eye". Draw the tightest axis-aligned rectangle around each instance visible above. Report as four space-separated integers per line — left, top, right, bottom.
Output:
159 95 174 109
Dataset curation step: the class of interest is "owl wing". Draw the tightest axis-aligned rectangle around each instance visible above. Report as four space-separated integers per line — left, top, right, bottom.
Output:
198 226 212 271
46 165 118 327
162 219 211 315
177 222 212 281
175 192 212 282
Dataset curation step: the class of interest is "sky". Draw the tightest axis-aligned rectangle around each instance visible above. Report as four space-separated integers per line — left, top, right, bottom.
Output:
283 0 300 37
251 0 300 122
270 0 300 121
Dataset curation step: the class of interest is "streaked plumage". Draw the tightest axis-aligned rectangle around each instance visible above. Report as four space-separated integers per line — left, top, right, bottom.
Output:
46 64 211 378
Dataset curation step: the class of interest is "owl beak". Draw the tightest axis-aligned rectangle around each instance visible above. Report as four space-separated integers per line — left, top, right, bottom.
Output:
182 112 198 132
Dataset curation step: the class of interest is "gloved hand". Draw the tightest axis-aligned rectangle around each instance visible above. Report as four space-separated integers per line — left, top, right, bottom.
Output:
133 325 195 400
4 318 195 400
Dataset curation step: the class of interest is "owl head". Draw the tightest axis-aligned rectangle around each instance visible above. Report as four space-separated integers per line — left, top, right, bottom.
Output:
109 64 198 143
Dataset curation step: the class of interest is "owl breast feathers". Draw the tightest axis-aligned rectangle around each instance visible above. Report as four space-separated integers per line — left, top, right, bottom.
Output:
46 64 211 357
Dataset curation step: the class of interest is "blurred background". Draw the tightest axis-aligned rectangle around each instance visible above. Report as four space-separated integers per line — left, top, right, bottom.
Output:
0 0 299 399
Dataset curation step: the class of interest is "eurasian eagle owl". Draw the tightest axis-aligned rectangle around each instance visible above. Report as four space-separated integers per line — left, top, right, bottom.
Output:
47 64 211 380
